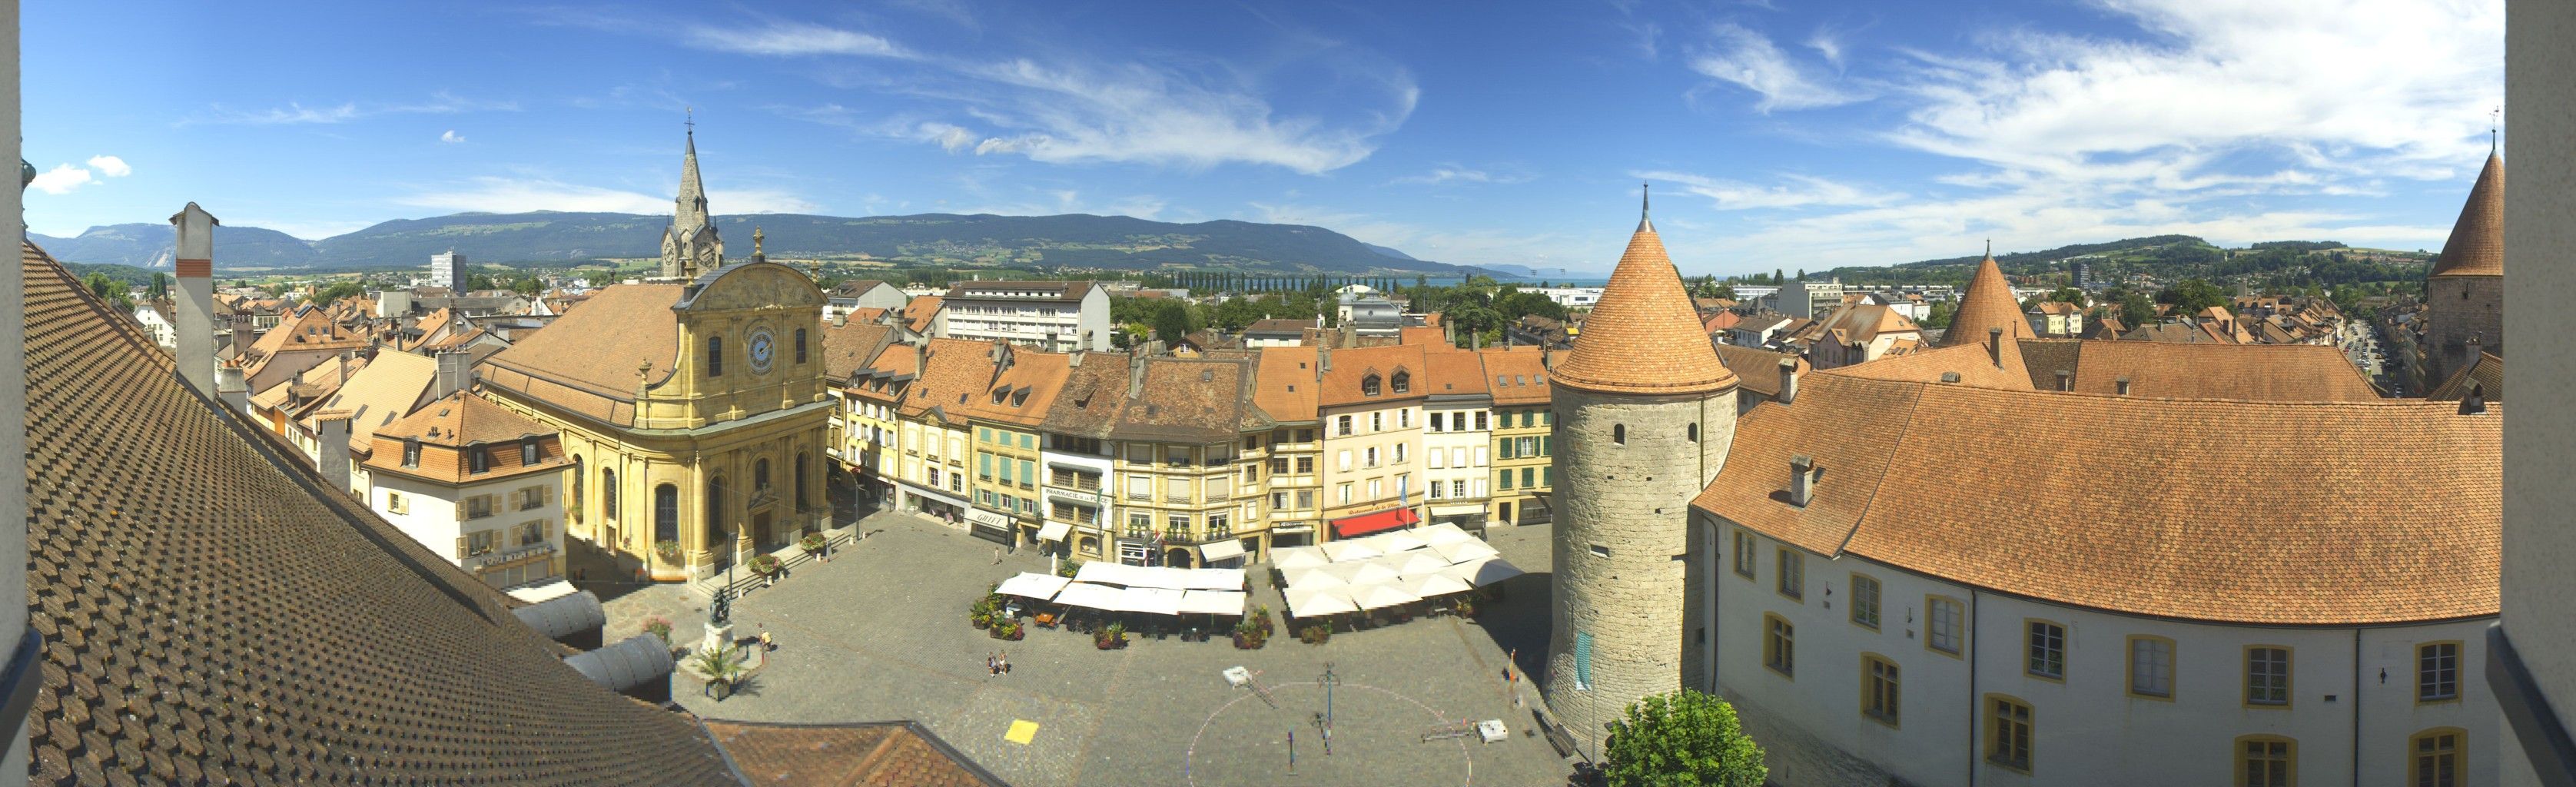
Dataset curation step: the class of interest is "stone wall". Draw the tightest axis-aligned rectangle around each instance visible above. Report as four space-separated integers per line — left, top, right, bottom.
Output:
1544 384 1734 733
2425 274 2504 383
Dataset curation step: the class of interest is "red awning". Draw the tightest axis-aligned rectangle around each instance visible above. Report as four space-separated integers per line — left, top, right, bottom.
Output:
1330 506 1420 539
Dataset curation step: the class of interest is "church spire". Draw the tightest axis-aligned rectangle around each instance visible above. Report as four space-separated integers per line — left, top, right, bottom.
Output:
1638 181 1653 233
675 113 709 231
659 112 724 280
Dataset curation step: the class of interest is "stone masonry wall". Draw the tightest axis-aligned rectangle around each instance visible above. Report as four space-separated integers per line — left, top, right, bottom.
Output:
1544 385 1735 737
2426 274 2504 384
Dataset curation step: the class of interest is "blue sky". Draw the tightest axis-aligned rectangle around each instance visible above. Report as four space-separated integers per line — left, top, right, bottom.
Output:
25 0 2503 275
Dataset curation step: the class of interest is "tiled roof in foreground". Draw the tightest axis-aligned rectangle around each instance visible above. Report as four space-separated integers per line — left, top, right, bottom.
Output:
21 242 739 785
1693 370 2498 626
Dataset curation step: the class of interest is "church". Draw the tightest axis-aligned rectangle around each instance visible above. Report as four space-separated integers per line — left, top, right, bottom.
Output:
480 126 835 580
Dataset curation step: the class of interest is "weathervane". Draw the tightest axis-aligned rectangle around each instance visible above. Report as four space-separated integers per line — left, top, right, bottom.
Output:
1642 181 1650 221
2490 105 2501 154
686 106 695 135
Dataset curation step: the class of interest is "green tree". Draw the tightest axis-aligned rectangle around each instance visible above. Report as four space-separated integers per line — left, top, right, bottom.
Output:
149 272 172 301
1602 689 1766 787
2047 287 2084 304
466 272 496 291
313 281 367 305
1150 300 1195 344
2156 278 2228 314
1211 297 1264 333
1922 301 1956 329
510 276 544 297
2119 291 2157 326
1713 282 1736 301
83 272 135 312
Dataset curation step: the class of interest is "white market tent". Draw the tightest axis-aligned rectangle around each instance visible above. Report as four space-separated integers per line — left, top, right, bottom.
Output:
994 572 1071 599
1119 586 1187 616
1053 582 1127 610
1416 523 1476 547
1074 561 1149 587
1177 589 1249 616
1320 540 1383 563
1371 550 1451 576
1396 572 1474 599
1344 583 1422 611
1359 530 1429 555
1442 558 1527 587
1179 568 1247 591
1323 560 1400 586
1431 539 1501 564
1286 586 1359 617
1282 567 1346 589
1270 546 1332 570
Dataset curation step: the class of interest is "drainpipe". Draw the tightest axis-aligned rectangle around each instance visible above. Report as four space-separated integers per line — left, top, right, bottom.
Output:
1967 589 1980 787
2352 629 2362 787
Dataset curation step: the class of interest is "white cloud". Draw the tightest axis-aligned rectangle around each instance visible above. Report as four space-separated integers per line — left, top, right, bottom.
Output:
1688 23 1867 111
28 164 92 195
85 155 131 178
686 21 910 58
1637 170 1901 210
1805 29 1845 68
185 92 516 125
397 177 818 215
1388 165 1530 186
440 130 465 144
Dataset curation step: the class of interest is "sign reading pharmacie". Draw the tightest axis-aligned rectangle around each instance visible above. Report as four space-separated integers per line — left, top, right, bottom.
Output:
963 508 1015 530
1044 486 1101 506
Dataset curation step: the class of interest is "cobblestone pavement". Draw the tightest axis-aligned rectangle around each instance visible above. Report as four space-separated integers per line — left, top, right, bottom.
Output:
596 513 1572 786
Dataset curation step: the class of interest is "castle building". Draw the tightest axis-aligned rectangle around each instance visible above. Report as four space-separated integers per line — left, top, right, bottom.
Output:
1943 247 2038 348
2423 151 2505 384
659 125 725 281
1542 201 1741 738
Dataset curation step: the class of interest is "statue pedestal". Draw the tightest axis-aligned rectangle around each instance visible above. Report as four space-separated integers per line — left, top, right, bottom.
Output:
700 623 734 655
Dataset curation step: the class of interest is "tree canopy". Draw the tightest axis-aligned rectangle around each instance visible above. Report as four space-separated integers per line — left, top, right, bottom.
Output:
1601 689 1767 787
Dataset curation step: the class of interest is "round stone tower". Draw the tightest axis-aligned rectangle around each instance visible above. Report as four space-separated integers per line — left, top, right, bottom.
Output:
1542 197 1738 738
2425 151 2505 384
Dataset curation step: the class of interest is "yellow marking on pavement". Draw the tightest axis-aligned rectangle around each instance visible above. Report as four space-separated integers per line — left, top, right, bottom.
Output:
1004 719 1040 745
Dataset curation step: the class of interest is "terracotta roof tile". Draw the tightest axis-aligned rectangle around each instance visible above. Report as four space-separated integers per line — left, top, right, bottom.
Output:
700 720 1005 787
364 392 569 483
1694 371 2498 625
821 319 897 380
2428 351 2504 402
1115 357 1263 442
304 349 440 453
2013 338 2380 401
1316 344 1429 406
1552 223 1735 395
20 242 738 783
1420 347 1492 397
1944 254 2037 347
1476 346 1555 406
2430 152 2505 277
483 284 685 426
1252 346 1322 420
1712 344 1805 397
904 295 944 333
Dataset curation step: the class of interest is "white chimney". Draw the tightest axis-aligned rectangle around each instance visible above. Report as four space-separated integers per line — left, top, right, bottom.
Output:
1788 455 1816 507
169 203 218 396
1776 357 1798 405
316 409 354 493
433 349 473 401
216 364 248 415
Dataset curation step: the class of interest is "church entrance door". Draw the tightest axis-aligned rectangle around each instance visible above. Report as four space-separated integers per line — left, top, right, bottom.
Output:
752 513 773 548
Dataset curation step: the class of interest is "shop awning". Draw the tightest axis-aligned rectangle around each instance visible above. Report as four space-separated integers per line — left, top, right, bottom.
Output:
1036 521 1072 543
1329 506 1419 539
995 572 1071 599
1198 539 1246 563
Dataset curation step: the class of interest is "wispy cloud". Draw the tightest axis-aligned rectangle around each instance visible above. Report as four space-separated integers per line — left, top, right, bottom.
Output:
685 21 911 58
397 177 818 216
1387 164 1531 187
1637 170 1901 210
1688 22 1867 112
184 91 518 126
28 164 92 195
85 155 131 178
691 18 1417 174
440 130 466 144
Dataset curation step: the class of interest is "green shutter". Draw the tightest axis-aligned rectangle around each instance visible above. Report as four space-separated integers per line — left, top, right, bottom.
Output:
1541 436 1552 457
1499 470 1513 490
979 454 992 477
1020 460 1035 483
1522 467 1535 488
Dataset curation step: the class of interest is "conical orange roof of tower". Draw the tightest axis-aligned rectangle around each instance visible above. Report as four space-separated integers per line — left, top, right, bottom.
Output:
1553 219 1736 396
1942 252 2035 347
2430 153 2504 277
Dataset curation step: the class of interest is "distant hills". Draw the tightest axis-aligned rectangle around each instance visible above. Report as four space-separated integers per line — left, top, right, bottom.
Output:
1813 234 2428 290
34 211 1489 277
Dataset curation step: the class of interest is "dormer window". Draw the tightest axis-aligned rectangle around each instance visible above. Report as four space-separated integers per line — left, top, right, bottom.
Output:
469 447 491 473
401 438 422 468
521 437 539 465
1391 371 1410 394
1362 374 1382 397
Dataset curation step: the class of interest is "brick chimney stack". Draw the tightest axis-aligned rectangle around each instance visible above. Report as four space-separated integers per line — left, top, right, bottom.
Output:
169 203 219 397
1776 357 1798 405
215 364 248 415
315 409 354 493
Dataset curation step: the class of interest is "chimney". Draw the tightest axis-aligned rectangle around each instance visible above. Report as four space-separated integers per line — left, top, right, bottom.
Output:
2459 384 2488 416
2115 377 2133 396
1788 455 1815 507
1939 371 1960 384
1068 350 1086 367
1472 332 1483 351
315 409 354 493
433 349 473 400
1777 358 1798 405
1318 345 1333 374
2054 369 2072 392
169 202 219 396
1341 323 1357 347
1127 352 1149 398
1986 327 2003 367
1542 346 1554 370
216 364 248 415
337 351 352 387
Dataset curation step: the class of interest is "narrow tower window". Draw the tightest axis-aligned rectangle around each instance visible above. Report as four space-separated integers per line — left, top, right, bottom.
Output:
1613 424 1625 444
1688 423 1699 442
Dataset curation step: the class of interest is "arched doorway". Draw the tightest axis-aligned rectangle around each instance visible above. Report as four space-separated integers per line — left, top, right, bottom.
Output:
706 476 732 570
1164 548 1195 569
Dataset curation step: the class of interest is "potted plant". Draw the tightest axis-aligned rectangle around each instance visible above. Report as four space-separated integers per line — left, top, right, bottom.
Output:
1454 598 1478 618
1252 605 1275 636
970 597 995 629
653 540 683 564
642 616 674 646
690 646 750 702
1233 616 1267 649
998 619 1025 641
1095 621 1127 650
747 553 783 577
1300 623 1332 645
798 532 827 555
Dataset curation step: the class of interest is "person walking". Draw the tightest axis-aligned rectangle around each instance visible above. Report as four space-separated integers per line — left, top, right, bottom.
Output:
987 653 998 676
998 651 1011 675
758 630 775 653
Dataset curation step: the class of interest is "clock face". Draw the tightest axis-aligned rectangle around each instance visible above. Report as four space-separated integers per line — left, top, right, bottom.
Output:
747 329 776 374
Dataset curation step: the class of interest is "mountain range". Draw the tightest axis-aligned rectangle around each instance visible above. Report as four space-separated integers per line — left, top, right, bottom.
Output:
32 211 1490 277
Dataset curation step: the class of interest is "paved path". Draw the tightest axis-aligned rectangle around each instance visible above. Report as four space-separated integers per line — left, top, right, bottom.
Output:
591 513 1571 786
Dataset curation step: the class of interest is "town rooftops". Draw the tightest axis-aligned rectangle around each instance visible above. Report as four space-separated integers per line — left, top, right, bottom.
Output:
2430 152 2505 277
2428 351 2505 403
1250 346 1322 421
1711 344 1806 398
830 278 891 297
480 283 684 426
1317 344 1431 406
1244 318 1313 337
364 391 569 484
304 349 440 453
1693 370 2498 626
1476 345 1554 407
1551 218 1735 396
2011 338 2380 401
1115 356 1267 442
19 241 742 783
821 319 898 381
